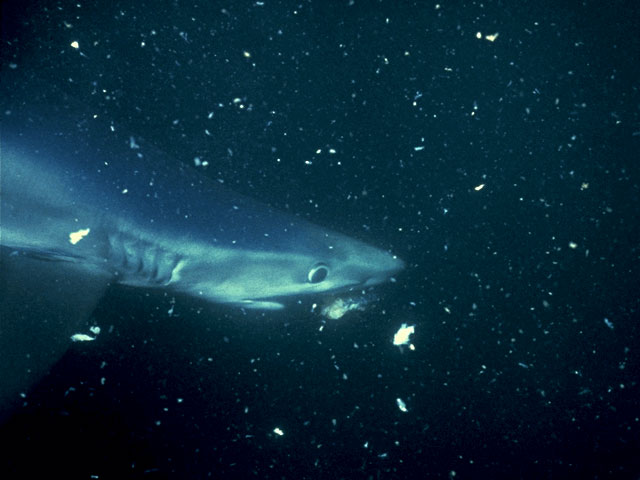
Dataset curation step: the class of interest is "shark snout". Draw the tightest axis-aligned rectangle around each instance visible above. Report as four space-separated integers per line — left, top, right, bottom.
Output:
362 253 404 287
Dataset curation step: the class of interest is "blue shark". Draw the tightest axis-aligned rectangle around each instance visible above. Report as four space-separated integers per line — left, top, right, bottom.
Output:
0 107 403 416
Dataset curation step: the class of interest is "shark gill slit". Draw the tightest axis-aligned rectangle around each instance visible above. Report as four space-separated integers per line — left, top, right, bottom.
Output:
107 231 183 286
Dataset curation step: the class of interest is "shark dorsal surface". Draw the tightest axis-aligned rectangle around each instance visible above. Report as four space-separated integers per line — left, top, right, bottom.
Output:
0 107 403 416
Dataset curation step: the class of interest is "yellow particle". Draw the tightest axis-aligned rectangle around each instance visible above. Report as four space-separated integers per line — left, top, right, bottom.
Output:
69 227 91 245
580 182 589 190
485 33 499 42
474 184 485 191
568 242 578 249
243 50 251 58
70 41 80 49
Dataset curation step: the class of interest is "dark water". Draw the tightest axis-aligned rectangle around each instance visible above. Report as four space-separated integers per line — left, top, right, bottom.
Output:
1 0 639 478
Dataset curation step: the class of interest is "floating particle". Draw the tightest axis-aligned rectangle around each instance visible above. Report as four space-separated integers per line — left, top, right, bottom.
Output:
69 228 90 245
393 323 415 347
396 397 408 413
70 333 95 342
322 296 367 320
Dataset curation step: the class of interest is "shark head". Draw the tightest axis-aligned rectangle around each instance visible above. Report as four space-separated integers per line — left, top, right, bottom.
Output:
160 223 405 310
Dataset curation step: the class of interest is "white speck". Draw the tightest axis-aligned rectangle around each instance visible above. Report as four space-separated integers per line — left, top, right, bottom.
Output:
70 41 80 49
89 326 101 335
414 146 425 151
70 333 95 342
273 427 284 436
518 362 529 369
121 188 128 194
393 323 415 347
69 227 90 245
474 183 485 191
604 318 614 330
396 397 408 412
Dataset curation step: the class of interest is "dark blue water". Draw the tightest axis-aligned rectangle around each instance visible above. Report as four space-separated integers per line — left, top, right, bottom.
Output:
1 0 639 478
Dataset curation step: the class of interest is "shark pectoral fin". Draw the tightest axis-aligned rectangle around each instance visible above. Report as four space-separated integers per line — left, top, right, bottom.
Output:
237 300 285 310
0 247 111 420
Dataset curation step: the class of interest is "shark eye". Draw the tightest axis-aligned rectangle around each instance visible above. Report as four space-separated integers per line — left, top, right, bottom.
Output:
307 263 329 284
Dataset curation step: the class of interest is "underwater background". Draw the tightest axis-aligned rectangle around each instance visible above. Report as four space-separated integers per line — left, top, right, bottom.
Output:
1 0 639 478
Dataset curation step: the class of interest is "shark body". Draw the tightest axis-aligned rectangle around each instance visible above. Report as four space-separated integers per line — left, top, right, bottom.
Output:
0 108 403 416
